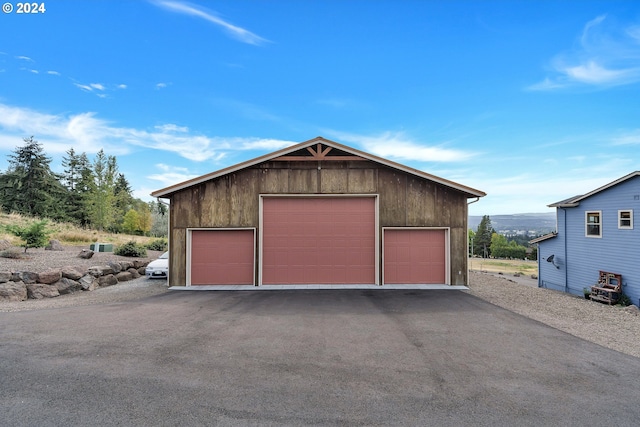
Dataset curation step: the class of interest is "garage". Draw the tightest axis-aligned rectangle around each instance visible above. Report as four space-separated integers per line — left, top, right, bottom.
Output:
151 136 485 287
261 196 377 284
383 228 448 284
189 229 255 285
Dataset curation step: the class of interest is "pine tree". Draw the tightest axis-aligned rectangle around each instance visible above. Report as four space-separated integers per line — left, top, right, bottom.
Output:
0 136 67 219
474 215 495 258
88 149 117 231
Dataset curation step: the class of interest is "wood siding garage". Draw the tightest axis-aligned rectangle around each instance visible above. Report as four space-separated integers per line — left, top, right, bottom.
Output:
261 197 376 284
383 228 447 284
189 229 255 285
151 137 486 287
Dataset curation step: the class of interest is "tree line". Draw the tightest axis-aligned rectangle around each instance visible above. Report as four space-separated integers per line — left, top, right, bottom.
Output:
0 136 167 236
469 215 536 260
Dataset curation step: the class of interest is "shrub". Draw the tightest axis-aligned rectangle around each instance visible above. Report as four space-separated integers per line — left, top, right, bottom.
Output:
618 293 632 307
114 240 147 257
4 220 51 253
145 238 168 251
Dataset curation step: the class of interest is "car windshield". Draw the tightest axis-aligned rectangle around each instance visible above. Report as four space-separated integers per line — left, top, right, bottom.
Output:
159 251 169 259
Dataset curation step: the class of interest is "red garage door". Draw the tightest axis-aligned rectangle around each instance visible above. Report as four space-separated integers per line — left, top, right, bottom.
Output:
262 197 376 284
384 229 447 284
190 229 255 285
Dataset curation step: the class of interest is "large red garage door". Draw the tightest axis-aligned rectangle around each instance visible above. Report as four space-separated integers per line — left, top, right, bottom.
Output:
383 228 447 284
190 229 255 285
262 197 376 284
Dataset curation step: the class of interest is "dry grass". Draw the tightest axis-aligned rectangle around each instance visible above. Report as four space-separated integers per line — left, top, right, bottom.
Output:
0 212 156 247
469 257 538 276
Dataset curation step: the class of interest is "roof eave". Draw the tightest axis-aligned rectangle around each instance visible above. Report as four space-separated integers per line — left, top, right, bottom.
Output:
151 136 487 199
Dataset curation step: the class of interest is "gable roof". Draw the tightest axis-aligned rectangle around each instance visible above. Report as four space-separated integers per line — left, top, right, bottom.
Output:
151 136 486 198
548 171 640 208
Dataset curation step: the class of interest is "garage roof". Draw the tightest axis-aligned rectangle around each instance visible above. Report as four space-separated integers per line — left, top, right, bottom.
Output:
151 136 487 198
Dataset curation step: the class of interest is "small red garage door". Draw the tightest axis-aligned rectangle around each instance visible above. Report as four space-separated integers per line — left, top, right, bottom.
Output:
190 229 255 285
262 197 376 284
384 228 446 284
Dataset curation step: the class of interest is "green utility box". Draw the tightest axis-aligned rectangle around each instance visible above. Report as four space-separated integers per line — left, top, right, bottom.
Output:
90 243 113 252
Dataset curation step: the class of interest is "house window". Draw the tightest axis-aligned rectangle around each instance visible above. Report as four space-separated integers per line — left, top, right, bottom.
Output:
619 210 633 229
585 211 602 237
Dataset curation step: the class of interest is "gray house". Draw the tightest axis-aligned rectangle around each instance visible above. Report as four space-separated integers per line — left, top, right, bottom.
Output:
532 171 640 306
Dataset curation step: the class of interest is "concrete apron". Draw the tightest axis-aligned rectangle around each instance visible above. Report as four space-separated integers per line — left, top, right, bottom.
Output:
169 284 469 291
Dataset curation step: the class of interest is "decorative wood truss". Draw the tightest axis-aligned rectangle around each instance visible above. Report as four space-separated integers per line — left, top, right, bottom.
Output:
272 143 367 161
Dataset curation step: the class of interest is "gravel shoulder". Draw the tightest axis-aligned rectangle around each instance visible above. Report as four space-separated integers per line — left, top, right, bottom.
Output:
2 248 639 359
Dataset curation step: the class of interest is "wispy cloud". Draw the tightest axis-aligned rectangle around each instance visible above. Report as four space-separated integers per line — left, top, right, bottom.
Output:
117 84 127 89
0 103 295 163
325 130 477 163
16 55 33 62
528 15 640 90
151 0 269 45
148 163 199 186
47 70 61 76
155 82 169 89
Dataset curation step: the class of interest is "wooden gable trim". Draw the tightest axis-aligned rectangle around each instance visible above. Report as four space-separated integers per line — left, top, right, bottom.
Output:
272 142 367 162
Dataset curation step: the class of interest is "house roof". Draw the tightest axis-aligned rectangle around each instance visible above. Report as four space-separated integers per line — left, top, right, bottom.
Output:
548 171 640 208
529 232 557 244
151 136 487 199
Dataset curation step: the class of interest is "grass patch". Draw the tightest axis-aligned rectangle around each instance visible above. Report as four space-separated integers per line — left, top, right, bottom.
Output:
469 257 538 276
0 212 158 247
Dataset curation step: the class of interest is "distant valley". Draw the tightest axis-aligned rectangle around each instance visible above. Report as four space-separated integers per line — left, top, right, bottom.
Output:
468 213 556 236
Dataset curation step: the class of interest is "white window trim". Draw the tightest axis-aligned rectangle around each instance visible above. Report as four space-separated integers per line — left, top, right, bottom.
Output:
618 209 634 230
585 210 602 238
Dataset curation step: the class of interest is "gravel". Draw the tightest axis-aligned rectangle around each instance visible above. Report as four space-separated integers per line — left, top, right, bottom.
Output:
2 248 639 359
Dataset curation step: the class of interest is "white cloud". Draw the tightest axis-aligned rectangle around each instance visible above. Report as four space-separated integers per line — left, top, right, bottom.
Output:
148 163 199 186
529 15 640 90
16 56 33 62
0 103 296 163
90 83 106 91
612 130 640 146
155 82 168 89
151 0 270 46
47 70 61 76
117 84 127 89
326 130 477 163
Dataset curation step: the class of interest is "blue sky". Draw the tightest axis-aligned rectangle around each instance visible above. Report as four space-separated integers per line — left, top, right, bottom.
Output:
1 1 639 216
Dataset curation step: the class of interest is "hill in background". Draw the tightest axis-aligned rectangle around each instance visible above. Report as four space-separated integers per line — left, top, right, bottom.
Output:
469 213 556 236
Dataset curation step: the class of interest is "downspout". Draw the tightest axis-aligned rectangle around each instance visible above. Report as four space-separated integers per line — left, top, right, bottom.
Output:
562 207 568 293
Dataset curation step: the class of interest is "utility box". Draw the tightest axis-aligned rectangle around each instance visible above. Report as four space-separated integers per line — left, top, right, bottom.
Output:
90 243 113 252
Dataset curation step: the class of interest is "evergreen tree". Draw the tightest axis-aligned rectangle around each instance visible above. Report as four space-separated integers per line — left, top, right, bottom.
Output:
150 200 168 237
0 136 67 220
113 173 135 232
88 149 118 231
474 215 495 258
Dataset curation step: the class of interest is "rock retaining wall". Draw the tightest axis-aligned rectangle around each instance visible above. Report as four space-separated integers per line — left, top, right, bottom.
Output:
0 258 150 302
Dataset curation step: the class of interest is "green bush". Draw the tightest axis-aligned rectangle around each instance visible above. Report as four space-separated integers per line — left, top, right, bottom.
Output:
114 240 147 257
4 220 51 253
145 238 168 251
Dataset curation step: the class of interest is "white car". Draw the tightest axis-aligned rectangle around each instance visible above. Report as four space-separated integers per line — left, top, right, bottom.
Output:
145 251 168 279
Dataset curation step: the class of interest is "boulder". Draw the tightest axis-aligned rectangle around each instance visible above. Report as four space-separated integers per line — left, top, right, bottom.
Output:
0 270 12 284
107 261 122 273
132 260 149 269
38 269 62 285
0 239 11 250
26 283 60 299
88 266 114 277
16 271 38 284
118 260 134 270
116 271 133 282
45 239 64 251
127 268 141 279
54 278 82 295
78 249 94 259
61 266 85 281
79 274 98 291
137 267 146 276
0 281 27 301
98 274 118 287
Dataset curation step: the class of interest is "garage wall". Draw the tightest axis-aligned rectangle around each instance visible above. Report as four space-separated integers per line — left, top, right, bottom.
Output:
168 160 469 286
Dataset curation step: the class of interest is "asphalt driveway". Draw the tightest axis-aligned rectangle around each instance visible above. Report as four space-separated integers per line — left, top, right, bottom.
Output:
1 290 639 426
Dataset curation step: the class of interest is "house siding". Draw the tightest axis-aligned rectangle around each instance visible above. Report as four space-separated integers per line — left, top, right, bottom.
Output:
538 176 640 305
